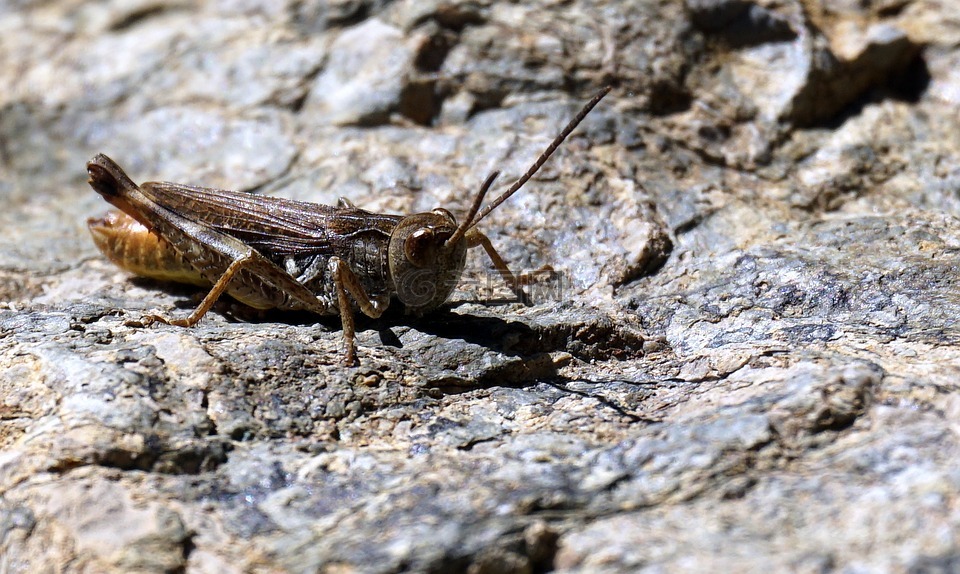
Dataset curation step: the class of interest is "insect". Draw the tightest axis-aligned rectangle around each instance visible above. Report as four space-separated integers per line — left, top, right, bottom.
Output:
86 86 611 364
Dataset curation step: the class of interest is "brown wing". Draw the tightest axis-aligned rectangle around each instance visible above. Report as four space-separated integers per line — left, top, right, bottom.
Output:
139 182 402 257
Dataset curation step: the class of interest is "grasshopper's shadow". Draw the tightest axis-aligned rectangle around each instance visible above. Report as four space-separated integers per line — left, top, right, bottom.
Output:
134 279 548 358
399 304 549 358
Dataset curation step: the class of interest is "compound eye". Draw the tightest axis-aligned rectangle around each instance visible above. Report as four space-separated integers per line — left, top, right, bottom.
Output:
431 208 456 225
404 228 436 267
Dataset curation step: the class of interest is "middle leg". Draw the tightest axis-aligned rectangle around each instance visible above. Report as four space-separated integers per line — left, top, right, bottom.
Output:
329 256 390 365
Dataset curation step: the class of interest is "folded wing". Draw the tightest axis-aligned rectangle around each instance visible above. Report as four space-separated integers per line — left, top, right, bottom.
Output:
139 182 402 257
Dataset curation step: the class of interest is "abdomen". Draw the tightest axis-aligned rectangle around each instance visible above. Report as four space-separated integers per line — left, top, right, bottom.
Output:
88 210 209 287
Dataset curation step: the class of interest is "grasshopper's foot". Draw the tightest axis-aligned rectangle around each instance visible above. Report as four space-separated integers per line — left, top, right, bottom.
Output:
341 350 359 367
133 312 193 328
136 313 167 327
341 337 359 367
123 314 160 328
509 265 558 306
517 264 557 286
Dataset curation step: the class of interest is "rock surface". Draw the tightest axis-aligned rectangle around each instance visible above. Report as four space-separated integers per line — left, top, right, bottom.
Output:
2 0 960 572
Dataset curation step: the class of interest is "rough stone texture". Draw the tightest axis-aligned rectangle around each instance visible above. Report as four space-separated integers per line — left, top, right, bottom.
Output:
2 0 959 572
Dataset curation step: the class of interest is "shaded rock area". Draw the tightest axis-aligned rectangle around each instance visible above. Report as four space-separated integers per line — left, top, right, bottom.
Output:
2 0 960 571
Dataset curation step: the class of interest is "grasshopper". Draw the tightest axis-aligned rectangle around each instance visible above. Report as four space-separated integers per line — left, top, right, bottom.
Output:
86 86 611 364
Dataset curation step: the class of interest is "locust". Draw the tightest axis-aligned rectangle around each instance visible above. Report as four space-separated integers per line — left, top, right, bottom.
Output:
86 86 611 364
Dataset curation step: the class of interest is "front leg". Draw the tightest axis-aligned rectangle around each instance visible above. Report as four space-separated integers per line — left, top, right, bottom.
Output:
329 256 390 366
466 230 555 306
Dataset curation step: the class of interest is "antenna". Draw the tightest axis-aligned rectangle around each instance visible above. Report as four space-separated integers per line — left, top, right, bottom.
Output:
445 170 500 248
468 85 612 230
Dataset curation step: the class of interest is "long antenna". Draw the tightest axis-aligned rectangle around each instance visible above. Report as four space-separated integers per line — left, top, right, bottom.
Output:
445 170 499 248
468 85 612 230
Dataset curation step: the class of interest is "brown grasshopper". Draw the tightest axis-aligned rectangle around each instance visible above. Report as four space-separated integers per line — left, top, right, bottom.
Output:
86 86 611 364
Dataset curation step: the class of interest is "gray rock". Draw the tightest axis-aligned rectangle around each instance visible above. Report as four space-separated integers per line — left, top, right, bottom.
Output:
303 18 419 126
